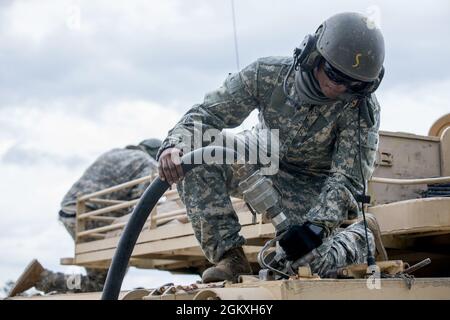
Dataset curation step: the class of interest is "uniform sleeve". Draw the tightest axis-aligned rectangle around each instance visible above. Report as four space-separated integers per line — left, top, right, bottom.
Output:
157 61 261 160
305 96 381 235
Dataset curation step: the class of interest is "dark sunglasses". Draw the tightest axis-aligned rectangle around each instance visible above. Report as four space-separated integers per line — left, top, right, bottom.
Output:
323 61 367 91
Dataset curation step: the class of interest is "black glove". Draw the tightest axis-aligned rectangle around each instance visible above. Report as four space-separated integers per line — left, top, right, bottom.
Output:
279 222 324 261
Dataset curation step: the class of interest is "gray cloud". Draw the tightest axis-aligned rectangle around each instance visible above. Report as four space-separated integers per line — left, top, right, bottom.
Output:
0 0 448 115
0 0 449 292
2 144 88 167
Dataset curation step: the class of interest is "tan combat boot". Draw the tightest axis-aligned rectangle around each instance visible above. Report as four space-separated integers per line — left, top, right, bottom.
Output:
364 213 389 261
8 259 45 297
202 247 252 283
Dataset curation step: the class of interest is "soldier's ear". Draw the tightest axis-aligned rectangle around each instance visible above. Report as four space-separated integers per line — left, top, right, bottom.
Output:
294 34 321 72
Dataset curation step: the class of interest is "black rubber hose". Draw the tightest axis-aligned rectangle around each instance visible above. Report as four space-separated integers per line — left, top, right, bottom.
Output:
101 147 236 300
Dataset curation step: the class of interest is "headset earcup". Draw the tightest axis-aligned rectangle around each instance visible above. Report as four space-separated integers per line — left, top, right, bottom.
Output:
297 35 313 61
367 66 385 94
295 34 319 72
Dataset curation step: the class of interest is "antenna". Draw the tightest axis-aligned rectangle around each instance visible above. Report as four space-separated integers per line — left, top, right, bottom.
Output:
230 0 240 71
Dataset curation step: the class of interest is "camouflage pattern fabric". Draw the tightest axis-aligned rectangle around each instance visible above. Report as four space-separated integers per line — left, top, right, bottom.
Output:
177 164 327 263
295 219 375 277
36 148 158 293
35 267 107 294
61 148 158 215
61 147 158 241
34 214 109 293
166 56 380 268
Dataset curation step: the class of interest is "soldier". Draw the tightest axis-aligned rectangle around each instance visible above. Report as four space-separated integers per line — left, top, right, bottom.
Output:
8 139 161 297
158 12 388 283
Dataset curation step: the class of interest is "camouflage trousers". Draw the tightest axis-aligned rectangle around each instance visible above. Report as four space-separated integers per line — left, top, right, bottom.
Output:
35 210 108 293
177 164 375 276
294 219 375 277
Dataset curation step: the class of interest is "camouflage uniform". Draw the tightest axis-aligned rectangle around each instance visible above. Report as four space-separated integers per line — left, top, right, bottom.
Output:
35 148 158 293
159 57 380 275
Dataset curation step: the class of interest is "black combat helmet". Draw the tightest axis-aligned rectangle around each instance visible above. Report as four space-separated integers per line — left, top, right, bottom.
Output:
138 138 162 159
316 12 385 82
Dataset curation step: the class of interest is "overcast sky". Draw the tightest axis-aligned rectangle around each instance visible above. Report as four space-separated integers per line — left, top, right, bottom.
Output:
0 0 449 296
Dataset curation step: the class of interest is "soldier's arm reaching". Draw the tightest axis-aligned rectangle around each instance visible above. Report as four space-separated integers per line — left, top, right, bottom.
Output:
305 96 381 235
158 61 261 185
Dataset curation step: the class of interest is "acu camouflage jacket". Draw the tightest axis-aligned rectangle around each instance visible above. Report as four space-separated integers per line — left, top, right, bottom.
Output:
159 56 380 233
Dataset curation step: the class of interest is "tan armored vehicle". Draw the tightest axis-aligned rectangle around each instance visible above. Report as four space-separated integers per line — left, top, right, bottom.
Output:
10 113 450 300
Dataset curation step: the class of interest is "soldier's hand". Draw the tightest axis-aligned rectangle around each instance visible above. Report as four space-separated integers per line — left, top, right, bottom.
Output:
158 147 184 185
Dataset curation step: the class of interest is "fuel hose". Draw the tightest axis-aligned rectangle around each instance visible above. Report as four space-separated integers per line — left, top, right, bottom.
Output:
101 147 236 300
